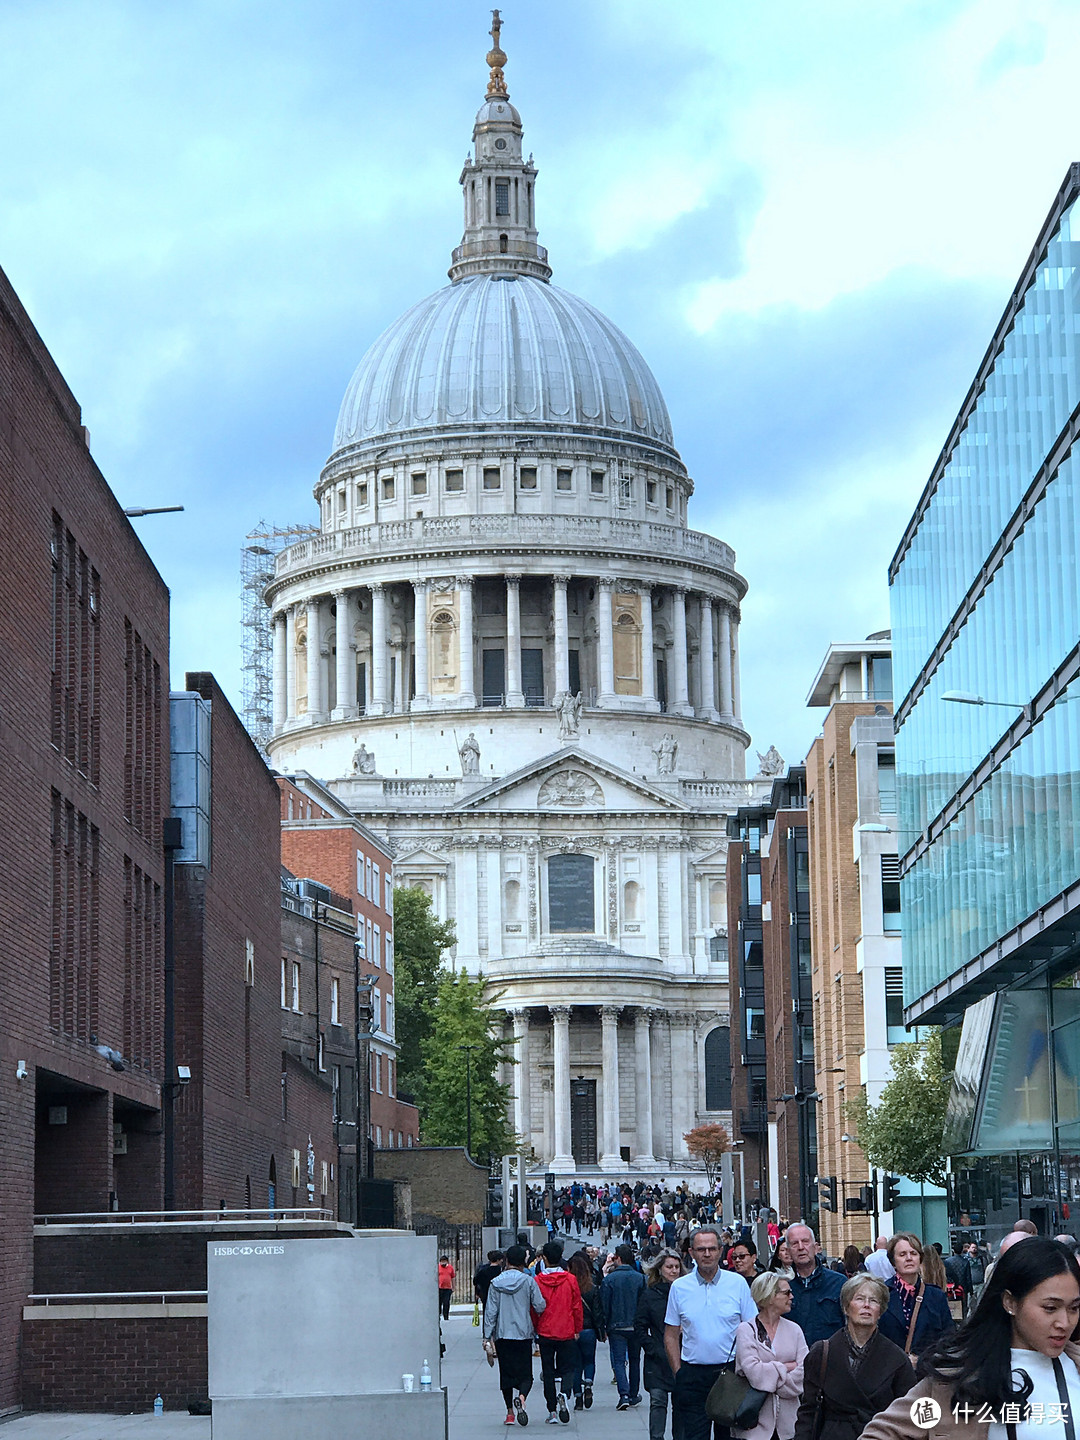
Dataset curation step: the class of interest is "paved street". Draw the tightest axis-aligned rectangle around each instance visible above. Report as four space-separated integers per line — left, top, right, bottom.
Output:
0 1312 656 1438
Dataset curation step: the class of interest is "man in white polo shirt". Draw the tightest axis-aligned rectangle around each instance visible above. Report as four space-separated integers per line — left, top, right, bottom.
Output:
664 1225 756 1440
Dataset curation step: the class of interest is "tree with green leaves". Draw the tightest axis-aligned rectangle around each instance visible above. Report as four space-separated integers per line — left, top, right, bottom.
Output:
846 1030 951 1187
391 886 456 1100
419 967 518 1161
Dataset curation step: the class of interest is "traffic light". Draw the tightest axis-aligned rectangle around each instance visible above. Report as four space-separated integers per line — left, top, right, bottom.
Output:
883 1173 901 1212
818 1175 837 1213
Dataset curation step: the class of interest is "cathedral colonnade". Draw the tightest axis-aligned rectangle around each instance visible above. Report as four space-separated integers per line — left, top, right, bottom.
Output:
506 1003 699 1172
270 572 743 731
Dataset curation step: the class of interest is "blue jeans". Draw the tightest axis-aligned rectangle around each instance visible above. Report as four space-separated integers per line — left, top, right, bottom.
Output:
608 1329 641 1402
575 1328 597 1388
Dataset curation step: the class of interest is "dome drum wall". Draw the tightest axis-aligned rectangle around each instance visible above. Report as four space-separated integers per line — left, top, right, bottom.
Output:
314 441 693 533
267 710 748 792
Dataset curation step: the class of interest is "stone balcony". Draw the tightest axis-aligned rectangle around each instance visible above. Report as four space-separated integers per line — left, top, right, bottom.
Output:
272 513 738 582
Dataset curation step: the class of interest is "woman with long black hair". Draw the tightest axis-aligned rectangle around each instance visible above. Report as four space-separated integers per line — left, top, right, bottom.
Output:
857 1238 1080 1440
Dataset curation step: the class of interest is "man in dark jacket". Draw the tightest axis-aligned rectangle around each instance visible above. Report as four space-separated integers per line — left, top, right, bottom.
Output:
787 1223 845 1346
601 1244 645 1410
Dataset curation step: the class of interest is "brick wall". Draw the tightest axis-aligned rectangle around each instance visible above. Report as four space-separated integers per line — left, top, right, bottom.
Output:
806 703 879 1252
22 1315 207 1413
373 1146 488 1224
280 814 418 1146
0 261 170 1410
173 676 337 1213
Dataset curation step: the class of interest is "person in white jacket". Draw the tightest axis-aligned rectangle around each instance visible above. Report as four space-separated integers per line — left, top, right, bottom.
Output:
733 1271 808 1440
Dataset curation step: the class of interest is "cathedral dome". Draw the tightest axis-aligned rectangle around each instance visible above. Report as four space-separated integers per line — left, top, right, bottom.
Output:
332 274 674 453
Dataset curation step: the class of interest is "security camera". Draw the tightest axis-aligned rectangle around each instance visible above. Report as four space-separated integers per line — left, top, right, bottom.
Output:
15 1061 28 1081
176 1065 192 1085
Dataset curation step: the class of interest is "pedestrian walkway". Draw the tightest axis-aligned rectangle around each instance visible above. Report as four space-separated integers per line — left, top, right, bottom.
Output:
0 1315 655 1438
445 1314 652 1437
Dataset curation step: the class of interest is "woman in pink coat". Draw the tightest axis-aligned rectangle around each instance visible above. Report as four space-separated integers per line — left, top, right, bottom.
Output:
733 1271 808 1440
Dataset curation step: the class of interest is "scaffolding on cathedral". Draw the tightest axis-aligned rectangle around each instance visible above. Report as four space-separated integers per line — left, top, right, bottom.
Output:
240 521 318 753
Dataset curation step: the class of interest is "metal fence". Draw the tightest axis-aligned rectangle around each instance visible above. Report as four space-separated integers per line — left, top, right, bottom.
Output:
413 1219 484 1304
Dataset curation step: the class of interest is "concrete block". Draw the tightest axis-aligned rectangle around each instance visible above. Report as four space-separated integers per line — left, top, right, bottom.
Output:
207 1233 445 1437
210 1390 447 1440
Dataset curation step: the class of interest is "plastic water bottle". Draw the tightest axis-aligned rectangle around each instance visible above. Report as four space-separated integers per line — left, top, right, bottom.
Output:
153 1395 164 1416
420 1360 432 1392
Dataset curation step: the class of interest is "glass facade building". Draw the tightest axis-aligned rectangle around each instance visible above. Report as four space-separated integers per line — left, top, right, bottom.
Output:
891 164 1080 1236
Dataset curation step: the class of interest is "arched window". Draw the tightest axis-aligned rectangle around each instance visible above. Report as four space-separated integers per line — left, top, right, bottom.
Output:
499 232 509 253
623 880 641 923
704 1026 731 1111
548 853 595 933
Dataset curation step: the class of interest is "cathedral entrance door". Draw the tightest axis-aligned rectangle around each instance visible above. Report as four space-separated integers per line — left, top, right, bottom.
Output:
571 1078 598 1166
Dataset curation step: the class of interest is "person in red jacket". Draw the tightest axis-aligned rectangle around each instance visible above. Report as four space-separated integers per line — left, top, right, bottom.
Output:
533 1240 583 1425
438 1255 456 1321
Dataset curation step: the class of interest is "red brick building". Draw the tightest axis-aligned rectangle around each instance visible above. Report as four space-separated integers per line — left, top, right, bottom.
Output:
278 775 418 1156
727 768 816 1226
171 676 336 1213
0 262 171 1412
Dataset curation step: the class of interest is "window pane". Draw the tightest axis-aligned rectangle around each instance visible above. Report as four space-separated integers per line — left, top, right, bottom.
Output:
548 853 595 932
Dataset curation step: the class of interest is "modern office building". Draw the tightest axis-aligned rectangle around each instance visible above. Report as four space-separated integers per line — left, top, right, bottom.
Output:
891 164 1080 1237
257 21 771 1175
727 767 816 1225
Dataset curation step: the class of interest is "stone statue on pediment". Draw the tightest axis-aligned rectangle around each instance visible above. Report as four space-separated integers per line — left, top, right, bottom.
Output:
554 690 583 740
756 744 784 778
653 733 678 775
351 743 376 776
459 731 481 775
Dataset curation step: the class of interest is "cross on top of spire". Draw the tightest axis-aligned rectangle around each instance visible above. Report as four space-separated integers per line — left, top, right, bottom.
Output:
486 8 509 99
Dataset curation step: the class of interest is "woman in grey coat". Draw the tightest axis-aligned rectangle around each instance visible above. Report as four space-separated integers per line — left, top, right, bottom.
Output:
484 1243 547 1427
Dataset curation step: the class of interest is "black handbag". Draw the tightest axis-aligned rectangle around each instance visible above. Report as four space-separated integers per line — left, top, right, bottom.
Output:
705 1336 770 1429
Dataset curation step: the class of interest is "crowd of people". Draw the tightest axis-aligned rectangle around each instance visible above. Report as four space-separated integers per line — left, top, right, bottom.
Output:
472 1192 1080 1440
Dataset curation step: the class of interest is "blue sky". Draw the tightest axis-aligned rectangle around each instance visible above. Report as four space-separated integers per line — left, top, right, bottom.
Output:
2 0 1078 767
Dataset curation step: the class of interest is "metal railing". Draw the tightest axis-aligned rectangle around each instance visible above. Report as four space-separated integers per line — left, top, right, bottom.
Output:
27 1290 207 1305
34 1207 334 1225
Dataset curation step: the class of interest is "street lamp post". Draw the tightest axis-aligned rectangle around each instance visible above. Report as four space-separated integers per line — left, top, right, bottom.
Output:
458 1043 475 1158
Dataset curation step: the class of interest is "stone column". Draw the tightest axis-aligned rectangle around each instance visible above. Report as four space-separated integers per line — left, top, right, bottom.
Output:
457 576 476 707
639 583 657 708
698 597 718 722
272 611 287 731
600 1005 623 1168
731 613 743 725
670 588 692 716
553 575 571 696
669 1011 696 1159
285 604 297 722
597 580 616 706
718 606 735 722
332 591 354 720
511 1009 531 1147
633 1008 655 1165
551 1006 574 1171
306 596 325 722
412 579 430 711
505 574 524 708
369 583 389 716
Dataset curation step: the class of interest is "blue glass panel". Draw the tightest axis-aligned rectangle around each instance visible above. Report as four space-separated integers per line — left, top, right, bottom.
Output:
901 672 1080 1006
891 197 1080 704
895 446 1080 850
